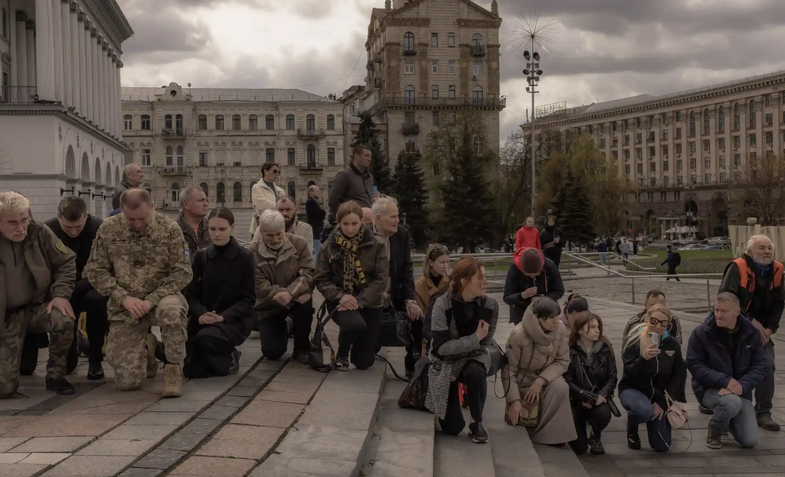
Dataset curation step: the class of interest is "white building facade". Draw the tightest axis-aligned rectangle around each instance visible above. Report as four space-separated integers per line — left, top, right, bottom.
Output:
122 83 346 238
0 0 132 219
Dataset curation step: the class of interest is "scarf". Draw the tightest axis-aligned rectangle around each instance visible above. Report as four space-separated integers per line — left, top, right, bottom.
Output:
336 226 366 294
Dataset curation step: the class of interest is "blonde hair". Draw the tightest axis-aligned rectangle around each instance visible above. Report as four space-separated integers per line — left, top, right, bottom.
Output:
0 191 31 216
258 209 285 234
629 304 674 356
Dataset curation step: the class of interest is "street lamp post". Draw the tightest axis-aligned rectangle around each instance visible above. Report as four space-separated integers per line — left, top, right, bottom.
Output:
523 49 543 217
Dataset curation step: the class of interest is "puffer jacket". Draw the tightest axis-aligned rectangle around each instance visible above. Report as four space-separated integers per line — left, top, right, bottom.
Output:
618 333 687 410
564 340 618 408
501 305 570 404
250 233 314 310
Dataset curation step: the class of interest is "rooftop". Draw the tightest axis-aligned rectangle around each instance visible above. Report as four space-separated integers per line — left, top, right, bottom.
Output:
121 87 334 103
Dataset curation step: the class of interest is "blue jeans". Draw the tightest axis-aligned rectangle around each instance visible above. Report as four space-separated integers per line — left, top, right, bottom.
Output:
313 240 322 258
599 252 607 265
702 389 758 448
620 389 672 452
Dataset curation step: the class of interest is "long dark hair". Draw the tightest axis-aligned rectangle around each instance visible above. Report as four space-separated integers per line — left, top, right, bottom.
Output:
208 207 235 225
570 312 615 358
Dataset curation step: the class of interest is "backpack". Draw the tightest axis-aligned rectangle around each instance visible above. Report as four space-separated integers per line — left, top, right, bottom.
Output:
674 253 682 267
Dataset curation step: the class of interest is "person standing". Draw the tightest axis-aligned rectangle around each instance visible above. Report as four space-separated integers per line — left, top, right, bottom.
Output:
623 289 683 346
503 248 565 325
719 234 785 432
184 208 256 378
661 245 681 282
306 185 326 257
0 192 77 397
85 189 193 397
597 240 608 267
276 196 313 253
515 217 541 252
177 187 211 259
112 163 144 210
540 216 566 268
619 239 631 264
328 144 374 215
250 163 286 235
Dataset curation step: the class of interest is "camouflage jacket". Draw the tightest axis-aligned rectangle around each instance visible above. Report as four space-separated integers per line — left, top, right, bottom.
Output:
85 212 193 321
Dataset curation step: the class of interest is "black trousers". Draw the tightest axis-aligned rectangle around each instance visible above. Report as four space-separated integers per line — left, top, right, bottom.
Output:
440 361 487 436
544 250 562 268
405 318 424 372
666 266 680 281
333 307 383 370
258 301 314 360
19 280 108 374
183 325 235 379
569 403 613 455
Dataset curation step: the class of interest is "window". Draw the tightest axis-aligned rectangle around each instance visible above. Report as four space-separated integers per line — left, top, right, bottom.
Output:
662 145 669 156
199 152 206 167
600 139 606 148
249 115 258 130
766 131 774 145
719 155 725 168
720 172 727 183
287 148 296 165
703 109 710 136
142 149 151 166
448 85 456 99
689 111 695 137
625 164 630 175
200 182 208 197
677 159 683 171
650 162 656 172
266 148 275 163
216 182 225 202
662 129 668 141
703 140 710 152
403 32 415 52
733 103 740 130
704 157 711 169
431 61 438 75
765 94 771 107
232 182 242 202
431 33 438 47
718 138 725 151
718 107 725 133
327 114 335 130
663 160 669 171
165 146 173 166
431 84 439 99
141 115 151 130
749 134 757 147
648 146 655 157
216 149 226 165
690 157 696 170
197 115 206 131
676 143 682 155
288 181 296 199
677 176 683 186
705 173 712 184
306 114 315 131
286 114 295 130
404 60 414 75
433 111 440 126
307 145 317 167
766 113 773 127
404 111 415 126
472 86 483 105
124 115 133 131
175 115 183 134
636 118 641 129
327 148 335 166
749 101 756 128
473 62 482 77
664 176 670 187
448 60 456 75
624 150 630 161
471 33 482 47
675 111 681 122
404 86 415 105
165 114 173 130
675 127 682 139
176 146 184 169
637 164 643 174
170 183 180 204
232 115 241 130
215 115 224 130
691 175 697 185
448 32 455 47
734 136 740 148
689 142 696 154
266 114 275 130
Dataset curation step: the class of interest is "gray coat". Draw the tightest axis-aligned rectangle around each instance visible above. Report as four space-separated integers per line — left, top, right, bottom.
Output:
112 180 134 210
327 164 374 214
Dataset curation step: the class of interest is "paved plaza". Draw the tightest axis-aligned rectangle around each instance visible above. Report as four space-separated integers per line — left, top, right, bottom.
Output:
0 287 784 477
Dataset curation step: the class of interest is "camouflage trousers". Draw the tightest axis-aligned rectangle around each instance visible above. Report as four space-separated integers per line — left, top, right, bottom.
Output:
107 294 188 391
0 304 74 398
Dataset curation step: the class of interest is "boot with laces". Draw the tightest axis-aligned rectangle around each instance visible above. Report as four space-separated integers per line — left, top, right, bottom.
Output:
162 364 184 398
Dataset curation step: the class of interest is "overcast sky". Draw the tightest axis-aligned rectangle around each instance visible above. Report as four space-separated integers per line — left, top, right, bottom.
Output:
117 0 785 145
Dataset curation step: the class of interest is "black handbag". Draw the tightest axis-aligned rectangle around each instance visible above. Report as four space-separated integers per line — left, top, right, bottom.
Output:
377 306 411 348
309 304 336 372
486 339 507 377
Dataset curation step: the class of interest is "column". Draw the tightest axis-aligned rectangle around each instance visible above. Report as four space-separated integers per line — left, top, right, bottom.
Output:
52 0 65 101
116 60 123 140
111 57 118 137
70 4 80 114
60 0 72 107
90 29 99 124
83 20 92 121
26 20 36 89
35 0 55 100
77 13 87 116
15 11 27 87
100 43 107 131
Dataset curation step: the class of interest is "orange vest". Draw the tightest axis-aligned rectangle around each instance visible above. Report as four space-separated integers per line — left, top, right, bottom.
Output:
732 257 784 309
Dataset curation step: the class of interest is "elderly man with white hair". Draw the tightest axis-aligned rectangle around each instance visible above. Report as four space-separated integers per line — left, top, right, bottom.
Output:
0 192 77 397
250 210 315 364
719 234 785 431
112 163 144 210
372 196 422 377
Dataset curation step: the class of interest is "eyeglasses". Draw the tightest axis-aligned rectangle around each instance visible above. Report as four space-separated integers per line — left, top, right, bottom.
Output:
271 170 281 175
648 317 671 328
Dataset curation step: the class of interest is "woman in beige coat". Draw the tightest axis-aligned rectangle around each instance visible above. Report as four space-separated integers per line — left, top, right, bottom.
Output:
502 297 577 445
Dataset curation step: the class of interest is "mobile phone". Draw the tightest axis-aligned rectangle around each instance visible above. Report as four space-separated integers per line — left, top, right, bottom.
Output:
648 332 659 347
373 186 378 193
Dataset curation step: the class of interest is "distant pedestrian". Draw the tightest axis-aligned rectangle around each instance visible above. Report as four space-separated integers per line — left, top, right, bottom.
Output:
515 216 541 251
250 163 285 236
597 241 608 266
632 238 639 255
306 185 326 257
661 245 681 281
619 239 631 264
540 216 566 268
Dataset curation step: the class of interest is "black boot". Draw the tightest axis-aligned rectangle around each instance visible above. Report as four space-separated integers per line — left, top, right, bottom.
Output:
469 422 489 444
627 425 641 450
87 362 105 381
228 350 241 375
589 431 605 455
45 376 75 395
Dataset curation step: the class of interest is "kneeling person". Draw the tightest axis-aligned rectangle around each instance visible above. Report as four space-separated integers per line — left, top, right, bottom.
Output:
251 210 315 363
0 192 77 397
85 189 193 397
686 292 767 449
185 208 256 378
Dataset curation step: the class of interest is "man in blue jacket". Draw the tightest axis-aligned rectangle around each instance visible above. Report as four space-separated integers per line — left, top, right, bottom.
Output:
686 292 767 449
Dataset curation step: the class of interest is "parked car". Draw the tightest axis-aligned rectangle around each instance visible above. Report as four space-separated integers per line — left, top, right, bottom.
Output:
680 244 709 251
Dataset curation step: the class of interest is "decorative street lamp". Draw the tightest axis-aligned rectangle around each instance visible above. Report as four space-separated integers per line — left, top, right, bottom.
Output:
523 49 543 217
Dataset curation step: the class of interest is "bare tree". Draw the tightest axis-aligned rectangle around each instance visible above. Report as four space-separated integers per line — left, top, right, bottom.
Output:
730 153 785 225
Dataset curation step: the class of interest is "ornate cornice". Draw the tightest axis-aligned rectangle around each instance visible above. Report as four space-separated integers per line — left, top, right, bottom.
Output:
79 0 133 54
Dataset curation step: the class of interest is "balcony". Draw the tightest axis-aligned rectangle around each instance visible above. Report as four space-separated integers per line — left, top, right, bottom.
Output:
158 166 186 175
0 86 38 104
366 96 506 116
403 47 417 56
297 128 326 140
299 163 323 175
402 123 420 136
162 128 186 138
470 44 486 57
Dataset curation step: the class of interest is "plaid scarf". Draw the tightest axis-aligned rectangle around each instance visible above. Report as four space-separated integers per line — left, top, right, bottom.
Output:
336 226 366 294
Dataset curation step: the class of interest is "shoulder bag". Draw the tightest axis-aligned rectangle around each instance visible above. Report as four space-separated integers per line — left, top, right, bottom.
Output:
505 350 541 427
665 390 688 430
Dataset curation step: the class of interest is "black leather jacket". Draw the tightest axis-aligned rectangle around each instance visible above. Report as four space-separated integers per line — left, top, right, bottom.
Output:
564 340 618 408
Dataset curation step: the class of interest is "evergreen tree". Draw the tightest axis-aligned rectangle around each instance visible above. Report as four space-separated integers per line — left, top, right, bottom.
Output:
392 151 429 248
552 169 595 248
352 114 391 194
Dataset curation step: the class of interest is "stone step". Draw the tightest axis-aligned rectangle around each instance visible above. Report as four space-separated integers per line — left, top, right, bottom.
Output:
534 443 590 477
433 426 496 477
484 389 545 477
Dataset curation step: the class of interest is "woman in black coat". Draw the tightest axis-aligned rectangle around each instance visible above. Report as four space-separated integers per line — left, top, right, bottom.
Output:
540 216 566 267
184 207 256 378
564 312 618 456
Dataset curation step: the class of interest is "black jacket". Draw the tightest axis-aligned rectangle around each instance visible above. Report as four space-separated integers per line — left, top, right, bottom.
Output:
186 238 257 346
540 226 565 255
503 257 565 324
660 251 680 269
328 164 374 214
386 225 416 309
618 335 687 410
112 180 133 210
720 254 785 332
564 340 618 408
305 197 326 240
44 215 102 281
686 312 767 403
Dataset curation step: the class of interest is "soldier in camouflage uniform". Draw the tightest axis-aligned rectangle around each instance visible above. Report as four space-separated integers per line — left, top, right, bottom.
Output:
0 192 77 398
85 189 193 397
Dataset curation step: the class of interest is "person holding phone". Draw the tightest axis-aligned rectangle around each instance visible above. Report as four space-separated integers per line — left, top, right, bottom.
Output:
503 248 564 324
618 305 687 452
540 216 566 268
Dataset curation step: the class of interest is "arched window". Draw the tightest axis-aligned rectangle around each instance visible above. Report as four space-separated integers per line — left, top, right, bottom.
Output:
141 114 151 130
718 106 725 133
81 153 90 181
327 114 335 130
403 32 415 52
123 115 133 131
165 146 173 166
232 114 241 130
114 166 120 186
472 85 484 105
689 111 695 137
749 100 756 128
197 114 207 131
200 182 209 197
175 114 183 134
249 114 258 130
307 145 317 168
105 163 111 186
404 85 415 105
215 115 224 130
286 114 295 130
94 159 102 185
733 103 740 130
65 146 76 178
176 146 184 169
471 33 482 46
233 182 243 202
266 114 275 130
306 114 315 131
703 109 710 136
287 181 296 199
170 182 180 203
216 182 225 203
164 114 173 130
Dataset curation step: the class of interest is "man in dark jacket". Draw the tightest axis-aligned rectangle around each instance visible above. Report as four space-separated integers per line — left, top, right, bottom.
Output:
112 163 144 210
176 187 210 260
686 292 767 449
328 144 374 215
503 247 564 324
719 234 785 431
661 245 681 281
306 185 326 257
